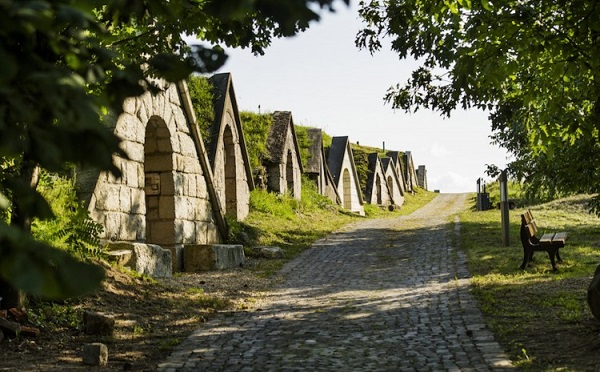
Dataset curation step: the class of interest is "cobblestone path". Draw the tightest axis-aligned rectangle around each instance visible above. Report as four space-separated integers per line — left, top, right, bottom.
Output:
158 193 514 371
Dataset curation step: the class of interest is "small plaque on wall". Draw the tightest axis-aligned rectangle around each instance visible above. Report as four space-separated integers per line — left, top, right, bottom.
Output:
145 173 161 195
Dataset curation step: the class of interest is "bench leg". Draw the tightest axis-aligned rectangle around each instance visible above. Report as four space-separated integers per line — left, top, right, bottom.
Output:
556 249 563 264
520 248 532 269
547 249 558 272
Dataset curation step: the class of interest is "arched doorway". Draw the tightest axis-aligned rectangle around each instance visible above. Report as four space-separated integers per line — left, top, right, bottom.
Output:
286 150 294 197
144 116 176 248
223 125 237 217
343 168 352 210
387 176 394 199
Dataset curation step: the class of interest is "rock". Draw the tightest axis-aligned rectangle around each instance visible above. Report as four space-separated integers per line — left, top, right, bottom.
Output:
588 264 600 320
235 232 251 245
184 244 245 271
0 330 4 342
105 249 134 267
83 310 115 336
82 343 108 366
106 242 172 278
251 246 285 259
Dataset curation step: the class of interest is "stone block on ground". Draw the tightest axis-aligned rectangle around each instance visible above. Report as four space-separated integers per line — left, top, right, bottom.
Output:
106 241 172 278
105 249 134 267
184 244 245 271
83 343 108 366
250 246 285 259
83 310 115 336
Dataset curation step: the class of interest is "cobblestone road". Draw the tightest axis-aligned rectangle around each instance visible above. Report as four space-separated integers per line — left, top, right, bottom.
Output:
158 193 514 371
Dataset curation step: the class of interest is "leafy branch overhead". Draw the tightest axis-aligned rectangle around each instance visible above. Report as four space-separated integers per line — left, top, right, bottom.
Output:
357 0 600 210
0 0 348 301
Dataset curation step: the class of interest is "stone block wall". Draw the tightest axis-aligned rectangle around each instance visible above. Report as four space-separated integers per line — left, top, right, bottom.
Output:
417 165 428 190
84 83 222 254
211 117 251 221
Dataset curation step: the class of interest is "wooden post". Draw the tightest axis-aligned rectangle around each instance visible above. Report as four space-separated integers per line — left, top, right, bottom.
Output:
500 170 510 246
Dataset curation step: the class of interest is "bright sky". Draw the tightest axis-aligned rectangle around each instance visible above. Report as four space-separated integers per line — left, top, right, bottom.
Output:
186 3 510 193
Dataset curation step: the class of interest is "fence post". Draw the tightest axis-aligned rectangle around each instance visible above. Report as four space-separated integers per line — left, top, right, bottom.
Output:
500 170 510 246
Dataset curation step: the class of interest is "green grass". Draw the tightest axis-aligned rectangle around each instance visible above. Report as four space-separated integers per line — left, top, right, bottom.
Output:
458 193 600 370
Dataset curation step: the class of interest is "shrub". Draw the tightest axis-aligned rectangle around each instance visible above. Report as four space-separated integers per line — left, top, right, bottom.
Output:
32 171 104 259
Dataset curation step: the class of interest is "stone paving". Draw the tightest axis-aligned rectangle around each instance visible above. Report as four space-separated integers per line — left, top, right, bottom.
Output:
158 193 514 371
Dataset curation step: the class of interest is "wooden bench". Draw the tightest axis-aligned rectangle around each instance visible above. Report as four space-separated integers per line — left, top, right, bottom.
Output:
519 209 567 271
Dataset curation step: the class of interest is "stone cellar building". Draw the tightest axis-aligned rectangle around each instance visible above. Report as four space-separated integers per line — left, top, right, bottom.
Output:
207 73 254 221
77 81 228 273
264 111 303 199
305 128 340 204
327 136 365 216
365 153 393 207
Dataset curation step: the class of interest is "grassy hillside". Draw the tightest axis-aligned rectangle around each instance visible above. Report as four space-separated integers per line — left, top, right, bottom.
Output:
458 193 600 369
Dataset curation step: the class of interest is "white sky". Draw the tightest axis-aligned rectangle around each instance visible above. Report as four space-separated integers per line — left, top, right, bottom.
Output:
186 2 510 193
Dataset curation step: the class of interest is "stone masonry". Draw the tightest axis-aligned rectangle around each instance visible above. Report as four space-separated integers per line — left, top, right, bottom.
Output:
208 73 254 221
79 81 224 271
265 111 303 199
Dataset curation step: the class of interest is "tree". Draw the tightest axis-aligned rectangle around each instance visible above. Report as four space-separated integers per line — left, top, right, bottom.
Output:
356 0 600 206
0 0 347 307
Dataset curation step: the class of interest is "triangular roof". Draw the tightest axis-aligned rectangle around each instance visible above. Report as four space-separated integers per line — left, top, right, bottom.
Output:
365 153 391 204
382 157 405 203
208 73 255 190
381 157 405 195
306 128 341 203
387 150 407 190
266 111 304 172
404 151 419 190
327 136 364 205
177 81 228 239
306 128 323 174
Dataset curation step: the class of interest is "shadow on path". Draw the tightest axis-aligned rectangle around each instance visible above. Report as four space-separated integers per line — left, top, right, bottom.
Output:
158 194 515 371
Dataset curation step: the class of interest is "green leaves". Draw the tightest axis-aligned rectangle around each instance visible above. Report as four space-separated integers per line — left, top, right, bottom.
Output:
0 0 350 302
358 0 600 206
0 221 104 299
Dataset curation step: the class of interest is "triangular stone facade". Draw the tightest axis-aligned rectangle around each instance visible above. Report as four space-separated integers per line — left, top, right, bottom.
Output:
417 165 428 190
207 73 254 221
305 128 340 204
77 81 226 270
365 153 393 207
404 151 420 192
386 151 408 193
327 136 365 215
265 111 303 199
381 157 405 208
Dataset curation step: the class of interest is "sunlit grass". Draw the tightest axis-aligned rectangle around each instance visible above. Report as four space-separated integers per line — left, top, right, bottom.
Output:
458 193 600 368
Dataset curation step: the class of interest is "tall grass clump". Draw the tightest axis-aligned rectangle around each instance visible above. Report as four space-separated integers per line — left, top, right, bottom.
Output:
186 75 214 146
32 171 104 259
240 111 273 170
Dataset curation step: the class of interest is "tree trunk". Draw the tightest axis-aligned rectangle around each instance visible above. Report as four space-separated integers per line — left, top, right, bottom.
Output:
0 159 40 309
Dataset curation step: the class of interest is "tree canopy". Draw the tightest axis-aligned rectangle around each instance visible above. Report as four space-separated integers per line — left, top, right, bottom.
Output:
356 0 600 206
0 0 347 302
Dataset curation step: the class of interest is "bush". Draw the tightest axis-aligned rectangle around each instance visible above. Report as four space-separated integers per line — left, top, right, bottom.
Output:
32 171 104 259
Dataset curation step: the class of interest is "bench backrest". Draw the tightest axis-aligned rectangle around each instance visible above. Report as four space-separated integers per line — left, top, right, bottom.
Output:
521 211 539 238
523 209 534 224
